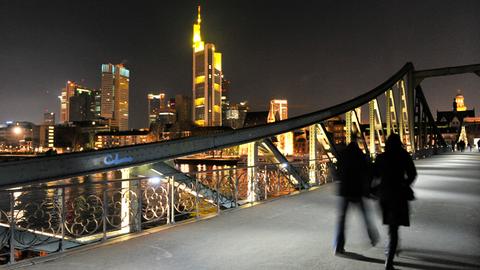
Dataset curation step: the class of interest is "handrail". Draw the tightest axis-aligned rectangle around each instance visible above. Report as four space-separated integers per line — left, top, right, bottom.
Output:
0 63 413 188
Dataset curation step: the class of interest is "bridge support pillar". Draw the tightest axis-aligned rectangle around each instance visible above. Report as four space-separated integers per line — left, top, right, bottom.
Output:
247 141 258 202
407 71 416 153
369 99 385 158
309 125 318 184
120 168 140 233
386 88 398 137
369 100 376 158
346 111 352 144
399 80 412 151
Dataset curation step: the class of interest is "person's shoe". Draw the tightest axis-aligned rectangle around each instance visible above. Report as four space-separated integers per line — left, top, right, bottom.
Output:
385 260 396 270
370 234 379 247
334 247 346 256
369 229 380 247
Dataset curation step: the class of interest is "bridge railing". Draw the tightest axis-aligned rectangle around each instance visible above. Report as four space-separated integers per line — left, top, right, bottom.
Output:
0 158 332 264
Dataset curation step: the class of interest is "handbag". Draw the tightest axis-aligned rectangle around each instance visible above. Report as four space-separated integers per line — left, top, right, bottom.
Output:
403 185 415 201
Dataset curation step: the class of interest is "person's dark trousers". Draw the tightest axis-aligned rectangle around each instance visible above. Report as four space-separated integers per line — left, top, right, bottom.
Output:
358 197 378 245
334 197 349 252
385 224 399 269
334 197 378 252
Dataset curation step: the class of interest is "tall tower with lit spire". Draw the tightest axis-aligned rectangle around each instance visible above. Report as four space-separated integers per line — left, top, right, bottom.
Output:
454 89 467 111
192 5 223 126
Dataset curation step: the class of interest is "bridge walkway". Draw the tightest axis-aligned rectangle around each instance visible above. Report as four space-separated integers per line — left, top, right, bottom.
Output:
9 152 480 270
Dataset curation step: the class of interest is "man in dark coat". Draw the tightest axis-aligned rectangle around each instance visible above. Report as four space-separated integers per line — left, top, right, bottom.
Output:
334 135 378 255
375 134 417 270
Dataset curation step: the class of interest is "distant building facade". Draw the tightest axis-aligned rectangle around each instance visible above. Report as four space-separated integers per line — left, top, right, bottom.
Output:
267 99 288 122
437 90 475 145
100 63 130 131
224 101 249 129
175 94 192 125
192 6 223 127
59 81 79 123
0 121 35 149
437 90 475 128
267 99 293 155
69 87 98 122
95 130 154 149
148 93 163 124
43 112 55 125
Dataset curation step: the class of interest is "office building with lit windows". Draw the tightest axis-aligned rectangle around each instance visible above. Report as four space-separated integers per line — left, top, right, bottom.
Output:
267 99 293 155
148 93 163 124
69 87 98 122
192 6 223 127
148 93 176 126
59 81 79 123
100 63 130 131
267 99 288 122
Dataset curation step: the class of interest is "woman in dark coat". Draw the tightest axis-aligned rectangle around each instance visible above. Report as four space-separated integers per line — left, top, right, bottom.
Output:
375 134 417 270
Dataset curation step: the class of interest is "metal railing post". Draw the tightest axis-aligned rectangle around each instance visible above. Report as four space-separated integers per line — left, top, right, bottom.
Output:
166 177 170 224
234 169 238 208
60 187 66 252
195 176 199 219
137 179 142 232
216 176 220 214
102 187 107 241
170 176 175 224
9 192 15 264
264 165 268 200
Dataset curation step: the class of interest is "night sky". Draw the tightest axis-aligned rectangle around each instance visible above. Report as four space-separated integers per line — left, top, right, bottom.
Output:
1 0 479 129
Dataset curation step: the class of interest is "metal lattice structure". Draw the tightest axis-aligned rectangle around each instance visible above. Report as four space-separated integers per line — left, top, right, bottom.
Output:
0 62 479 264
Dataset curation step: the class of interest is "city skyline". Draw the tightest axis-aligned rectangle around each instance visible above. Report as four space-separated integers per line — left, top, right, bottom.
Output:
0 0 479 128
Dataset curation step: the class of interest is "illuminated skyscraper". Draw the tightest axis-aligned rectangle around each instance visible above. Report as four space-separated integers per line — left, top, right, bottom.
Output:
59 81 78 123
267 99 293 155
454 89 467 111
100 64 130 130
267 99 288 123
148 93 162 124
192 6 223 126
148 93 176 126
69 87 96 122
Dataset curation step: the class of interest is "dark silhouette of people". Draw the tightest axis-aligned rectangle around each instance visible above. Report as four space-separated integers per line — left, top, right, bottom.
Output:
334 135 379 255
374 134 417 270
458 140 466 152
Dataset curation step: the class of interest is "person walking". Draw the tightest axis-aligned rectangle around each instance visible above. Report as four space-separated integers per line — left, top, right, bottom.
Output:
374 134 417 270
334 135 379 255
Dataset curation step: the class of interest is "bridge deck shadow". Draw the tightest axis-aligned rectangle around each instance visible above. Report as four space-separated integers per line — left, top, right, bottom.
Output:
340 249 480 270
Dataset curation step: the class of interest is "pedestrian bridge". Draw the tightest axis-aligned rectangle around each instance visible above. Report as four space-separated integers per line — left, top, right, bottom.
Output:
8 152 480 270
0 62 479 267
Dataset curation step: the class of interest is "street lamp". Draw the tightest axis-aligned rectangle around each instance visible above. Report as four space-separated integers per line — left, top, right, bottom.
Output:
12 126 22 135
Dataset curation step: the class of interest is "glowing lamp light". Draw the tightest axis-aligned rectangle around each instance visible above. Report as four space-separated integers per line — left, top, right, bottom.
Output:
12 126 22 135
280 163 288 169
148 177 162 184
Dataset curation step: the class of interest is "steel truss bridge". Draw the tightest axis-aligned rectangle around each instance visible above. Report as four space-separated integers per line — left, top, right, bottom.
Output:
0 62 479 264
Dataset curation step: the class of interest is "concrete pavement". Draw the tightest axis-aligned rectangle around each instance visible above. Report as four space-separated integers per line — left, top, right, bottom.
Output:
8 152 480 270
